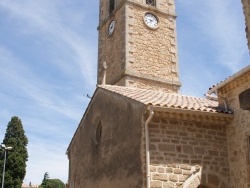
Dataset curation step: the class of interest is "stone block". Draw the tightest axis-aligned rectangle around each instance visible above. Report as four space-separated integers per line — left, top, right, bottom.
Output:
152 173 168 181
203 156 212 160
182 170 191 175
157 167 165 173
150 180 162 188
208 150 219 156
179 175 188 182
169 174 178 182
150 166 157 172
171 139 180 144
180 164 191 170
173 168 182 174
183 145 194 154
176 145 182 153
166 168 173 173
158 144 175 152
194 147 205 155
178 154 188 158
163 182 175 188
191 159 202 164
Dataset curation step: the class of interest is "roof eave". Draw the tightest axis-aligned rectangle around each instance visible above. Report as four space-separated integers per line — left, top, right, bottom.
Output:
149 106 234 119
207 65 250 95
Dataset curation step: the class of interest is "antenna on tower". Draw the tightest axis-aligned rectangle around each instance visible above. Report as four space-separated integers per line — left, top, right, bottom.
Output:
102 62 107 85
87 94 92 99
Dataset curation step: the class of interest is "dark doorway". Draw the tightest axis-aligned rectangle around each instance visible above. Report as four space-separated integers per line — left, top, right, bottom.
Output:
198 185 209 188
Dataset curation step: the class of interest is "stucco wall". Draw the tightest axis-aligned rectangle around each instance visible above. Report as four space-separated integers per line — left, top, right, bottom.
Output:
68 88 146 188
217 71 250 188
143 112 230 188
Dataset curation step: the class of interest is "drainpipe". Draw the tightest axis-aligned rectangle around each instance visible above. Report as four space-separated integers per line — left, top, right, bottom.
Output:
145 106 154 188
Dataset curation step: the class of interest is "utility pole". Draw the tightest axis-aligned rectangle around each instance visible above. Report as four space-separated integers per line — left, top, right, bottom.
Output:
1 144 12 188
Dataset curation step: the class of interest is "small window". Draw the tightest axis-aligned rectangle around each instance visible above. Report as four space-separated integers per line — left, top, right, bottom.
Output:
146 0 156 6
96 122 102 144
109 0 115 14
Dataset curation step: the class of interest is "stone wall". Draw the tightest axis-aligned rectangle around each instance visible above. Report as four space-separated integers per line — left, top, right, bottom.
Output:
98 0 181 92
142 112 231 188
125 1 181 92
116 75 179 93
217 71 250 188
97 3 126 85
99 0 125 24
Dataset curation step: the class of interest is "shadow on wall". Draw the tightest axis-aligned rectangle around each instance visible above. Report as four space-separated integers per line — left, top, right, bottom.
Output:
181 167 228 188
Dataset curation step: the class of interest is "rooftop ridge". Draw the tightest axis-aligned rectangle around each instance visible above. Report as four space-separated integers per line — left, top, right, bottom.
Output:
99 85 207 99
98 85 233 114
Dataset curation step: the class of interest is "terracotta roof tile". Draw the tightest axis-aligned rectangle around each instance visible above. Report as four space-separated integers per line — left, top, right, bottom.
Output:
99 85 233 114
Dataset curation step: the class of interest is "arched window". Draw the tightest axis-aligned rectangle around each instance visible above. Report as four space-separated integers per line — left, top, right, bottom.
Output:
146 0 156 6
95 121 102 144
109 0 115 14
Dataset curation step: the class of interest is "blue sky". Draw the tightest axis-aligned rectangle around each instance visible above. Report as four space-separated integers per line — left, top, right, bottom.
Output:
0 0 249 185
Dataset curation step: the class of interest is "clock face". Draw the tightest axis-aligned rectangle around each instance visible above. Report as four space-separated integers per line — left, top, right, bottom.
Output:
144 13 158 29
108 20 115 36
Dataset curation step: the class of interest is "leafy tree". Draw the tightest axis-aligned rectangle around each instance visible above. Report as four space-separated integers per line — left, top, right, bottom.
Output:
0 116 28 188
40 172 50 186
40 172 65 188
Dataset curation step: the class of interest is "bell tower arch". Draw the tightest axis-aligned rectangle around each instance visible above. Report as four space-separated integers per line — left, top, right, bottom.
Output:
97 0 181 93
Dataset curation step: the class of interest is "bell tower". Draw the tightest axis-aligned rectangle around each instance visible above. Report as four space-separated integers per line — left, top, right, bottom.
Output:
97 0 181 93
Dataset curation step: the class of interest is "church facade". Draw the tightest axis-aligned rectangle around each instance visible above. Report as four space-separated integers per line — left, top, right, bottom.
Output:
67 0 250 188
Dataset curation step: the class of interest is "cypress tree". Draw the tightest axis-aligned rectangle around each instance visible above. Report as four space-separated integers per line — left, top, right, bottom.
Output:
0 116 28 188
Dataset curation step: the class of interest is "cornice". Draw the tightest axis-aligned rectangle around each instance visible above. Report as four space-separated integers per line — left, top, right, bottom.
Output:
124 69 182 87
147 106 234 126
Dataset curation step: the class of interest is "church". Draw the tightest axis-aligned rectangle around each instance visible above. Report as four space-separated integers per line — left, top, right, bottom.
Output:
66 0 250 187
